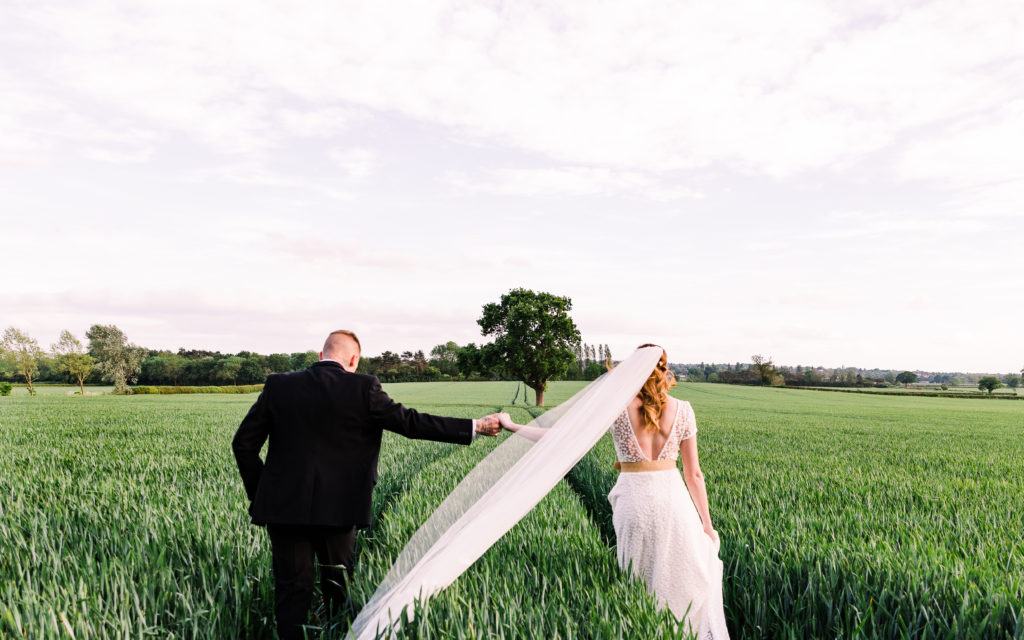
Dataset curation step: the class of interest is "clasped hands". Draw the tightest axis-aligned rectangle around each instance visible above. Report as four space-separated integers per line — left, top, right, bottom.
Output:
474 412 514 437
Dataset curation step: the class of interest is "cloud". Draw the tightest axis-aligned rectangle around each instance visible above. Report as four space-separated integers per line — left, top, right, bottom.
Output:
4 0 1022 181
3 0 1023 372
179 160 355 200
329 147 380 181
279 106 364 138
446 166 702 200
895 99 1024 217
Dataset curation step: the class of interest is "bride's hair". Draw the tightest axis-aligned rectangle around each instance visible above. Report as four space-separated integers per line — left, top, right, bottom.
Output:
635 343 670 432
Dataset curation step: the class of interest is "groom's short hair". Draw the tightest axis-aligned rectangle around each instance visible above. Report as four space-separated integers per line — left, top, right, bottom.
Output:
325 329 361 354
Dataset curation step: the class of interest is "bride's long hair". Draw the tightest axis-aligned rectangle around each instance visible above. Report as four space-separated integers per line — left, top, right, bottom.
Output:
634 343 670 432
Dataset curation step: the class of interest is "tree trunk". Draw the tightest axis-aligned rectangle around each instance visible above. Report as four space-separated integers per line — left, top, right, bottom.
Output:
531 383 545 407
78 375 85 396
26 373 35 396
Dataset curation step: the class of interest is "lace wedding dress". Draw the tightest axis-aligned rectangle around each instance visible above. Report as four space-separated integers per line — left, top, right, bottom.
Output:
608 399 730 639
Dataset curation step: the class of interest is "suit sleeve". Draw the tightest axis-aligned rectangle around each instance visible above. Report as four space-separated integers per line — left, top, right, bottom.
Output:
366 376 474 445
232 383 272 501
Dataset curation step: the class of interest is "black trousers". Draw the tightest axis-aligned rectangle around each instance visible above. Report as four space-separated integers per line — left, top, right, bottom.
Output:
266 524 356 640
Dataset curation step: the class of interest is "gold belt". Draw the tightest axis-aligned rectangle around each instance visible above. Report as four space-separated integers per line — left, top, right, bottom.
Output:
614 460 677 472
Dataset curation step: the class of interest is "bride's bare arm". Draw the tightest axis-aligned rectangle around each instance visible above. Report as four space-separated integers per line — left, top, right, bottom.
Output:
498 413 548 442
680 435 717 542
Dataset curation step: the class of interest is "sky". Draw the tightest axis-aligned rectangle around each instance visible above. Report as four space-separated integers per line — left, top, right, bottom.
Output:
2 0 1023 373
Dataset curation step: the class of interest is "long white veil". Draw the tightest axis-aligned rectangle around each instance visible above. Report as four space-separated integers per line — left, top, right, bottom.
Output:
347 346 663 639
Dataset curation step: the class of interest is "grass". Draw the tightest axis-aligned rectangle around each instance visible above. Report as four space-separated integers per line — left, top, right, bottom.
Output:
1 381 1021 638
3 384 114 396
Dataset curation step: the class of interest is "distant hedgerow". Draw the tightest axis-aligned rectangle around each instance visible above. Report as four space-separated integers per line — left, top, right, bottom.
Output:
129 384 264 394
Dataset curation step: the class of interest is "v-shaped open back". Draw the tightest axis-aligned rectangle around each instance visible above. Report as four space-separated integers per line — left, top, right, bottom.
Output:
611 398 689 463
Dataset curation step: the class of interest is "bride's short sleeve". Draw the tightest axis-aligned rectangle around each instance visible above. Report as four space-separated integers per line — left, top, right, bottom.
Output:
679 401 697 440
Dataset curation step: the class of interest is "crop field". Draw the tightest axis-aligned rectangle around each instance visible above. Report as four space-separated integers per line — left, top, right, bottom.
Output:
1 382 1022 639
4 384 114 397
798 385 1022 398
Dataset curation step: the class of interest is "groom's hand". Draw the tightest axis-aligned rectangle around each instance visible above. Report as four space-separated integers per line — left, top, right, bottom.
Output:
474 414 501 437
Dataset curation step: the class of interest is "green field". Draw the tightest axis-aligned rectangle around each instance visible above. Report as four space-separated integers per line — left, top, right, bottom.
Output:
1 382 1022 639
3 384 114 397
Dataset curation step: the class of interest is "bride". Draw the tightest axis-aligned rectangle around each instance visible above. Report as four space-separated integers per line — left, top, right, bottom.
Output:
498 345 729 639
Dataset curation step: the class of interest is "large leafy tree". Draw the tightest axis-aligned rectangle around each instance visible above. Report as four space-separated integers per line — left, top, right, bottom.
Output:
478 288 581 406
86 324 146 394
51 330 95 395
895 371 917 387
1 327 43 396
977 376 1003 395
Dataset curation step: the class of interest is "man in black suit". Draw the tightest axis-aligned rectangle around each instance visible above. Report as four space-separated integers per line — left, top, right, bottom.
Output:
232 329 500 639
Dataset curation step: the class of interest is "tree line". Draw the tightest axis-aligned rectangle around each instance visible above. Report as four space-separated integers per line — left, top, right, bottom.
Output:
1 289 599 405
0 325 323 395
681 354 1023 394
1 310 606 401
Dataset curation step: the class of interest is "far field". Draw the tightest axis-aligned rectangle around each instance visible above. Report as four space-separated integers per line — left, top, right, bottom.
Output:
0 382 1021 638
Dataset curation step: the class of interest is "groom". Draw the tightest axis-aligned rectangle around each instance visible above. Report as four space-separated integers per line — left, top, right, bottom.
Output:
232 329 501 640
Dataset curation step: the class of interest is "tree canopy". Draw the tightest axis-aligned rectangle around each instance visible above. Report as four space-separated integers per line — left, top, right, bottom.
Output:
86 324 146 394
751 354 777 386
895 371 918 387
977 376 1003 394
51 330 94 395
1 327 43 395
478 288 581 406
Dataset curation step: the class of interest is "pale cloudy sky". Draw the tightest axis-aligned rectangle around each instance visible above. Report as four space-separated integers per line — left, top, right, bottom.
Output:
2 0 1023 373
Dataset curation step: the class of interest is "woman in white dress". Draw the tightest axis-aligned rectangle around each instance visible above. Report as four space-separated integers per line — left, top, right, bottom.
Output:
498 345 729 639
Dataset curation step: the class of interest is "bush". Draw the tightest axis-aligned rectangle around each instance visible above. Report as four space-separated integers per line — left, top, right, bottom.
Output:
129 384 263 394
0 382 12 396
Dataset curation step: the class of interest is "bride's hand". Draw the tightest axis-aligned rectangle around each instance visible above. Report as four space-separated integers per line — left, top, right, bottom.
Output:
498 412 519 431
704 527 719 544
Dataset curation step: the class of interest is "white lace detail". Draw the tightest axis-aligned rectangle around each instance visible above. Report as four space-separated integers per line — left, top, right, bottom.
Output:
679 400 697 442
611 400 696 462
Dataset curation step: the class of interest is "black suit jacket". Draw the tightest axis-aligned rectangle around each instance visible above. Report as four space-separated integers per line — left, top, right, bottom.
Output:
231 360 473 527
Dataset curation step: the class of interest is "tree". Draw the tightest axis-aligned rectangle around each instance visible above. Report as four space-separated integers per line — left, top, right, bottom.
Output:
978 376 1003 394
478 288 581 406
162 354 185 384
895 371 917 387
1007 373 1021 394
455 343 482 379
802 369 823 385
185 356 217 385
267 353 292 373
215 356 245 385
583 360 604 380
751 355 777 386
238 355 269 384
412 350 428 376
86 324 146 394
290 351 319 371
429 341 460 376
51 330 95 395
1 327 43 395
